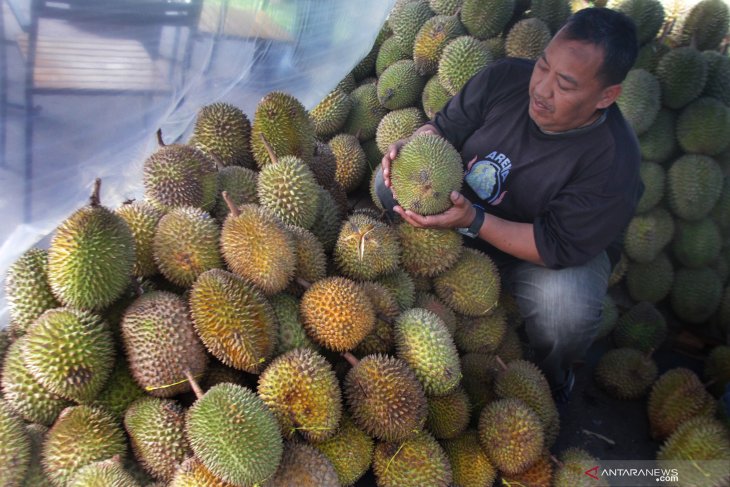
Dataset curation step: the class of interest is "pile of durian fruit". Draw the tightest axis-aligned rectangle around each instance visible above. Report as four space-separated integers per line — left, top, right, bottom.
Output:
2 0 730 485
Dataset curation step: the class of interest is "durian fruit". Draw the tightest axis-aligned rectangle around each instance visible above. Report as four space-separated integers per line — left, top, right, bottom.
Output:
124 397 189 483
5 248 59 337
23 423 52 486
258 348 342 443
310 187 345 254
267 442 339 487
647 367 716 441
655 46 708 110
376 36 411 77
612 0 665 44
656 416 730 487
705 346 730 397
394 308 461 396
389 0 435 53
413 15 467 76
426 386 471 439
300 277 376 352
329 133 368 193
186 383 283 487
47 180 135 310
634 40 671 74
616 69 661 136
390 133 463 215
477 398 545 476
530 0 572 32
351 43 379 83
311 413 375 487
438 36 493 95
220 204 296 296
415 291 458 334
429 0 463 15
189 102 253 168
309 142 338 189
115 202 163 278
0 401 31 485
153 206 222 288
1 337 71 426
670 266 723 324
496 327 525 363
42 405 127 487
454 307 507 353
355 282 399 356
594 347 658 399
636 161 665 213
144 139 218 212
362 140 385 177
288 225 327 292
703 51 730 107
337 72 358 94
67 457 140 487
505 18 552 61
200 361 247 390
169 457 235 487
623 207 675 263
460 0 514 40
23 307 114 403
377 268 417 310
672 217 722 268
343 83 389 141
461 352 500 412
593 294 619 341
378 60 427 110
639 108 678 164
190 269 277 373
334 213 401 281
397 223 462 277
676 97 730 156
212 166 258 223
91 358 145 421
672 0 730 51
442 430 497 487
344 353 428 442
270 293 316 355
612 301 667 353
501 453 553 487
309 88 352 139
257 140 321 227
376 108 427 154
372 431 452 487
250 91 315 168
434 248 500 316
626 251 674 303
712 176 730 240
422 75 452 119
553 447 610 487
121 291 208 397
483 36 506 59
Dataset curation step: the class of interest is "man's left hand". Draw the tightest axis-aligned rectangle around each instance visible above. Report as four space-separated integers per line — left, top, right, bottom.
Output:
394 191 476 230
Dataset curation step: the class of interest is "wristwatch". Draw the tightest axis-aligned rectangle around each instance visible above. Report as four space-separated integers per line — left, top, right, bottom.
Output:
456 205 485 238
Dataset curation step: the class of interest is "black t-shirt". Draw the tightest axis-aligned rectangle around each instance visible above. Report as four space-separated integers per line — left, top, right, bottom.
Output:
430 58 643 270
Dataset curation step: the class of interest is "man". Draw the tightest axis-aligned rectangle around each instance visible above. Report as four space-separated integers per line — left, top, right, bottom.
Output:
381 7 642 402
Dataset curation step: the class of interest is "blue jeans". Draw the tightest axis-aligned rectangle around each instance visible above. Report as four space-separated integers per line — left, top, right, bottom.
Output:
499 251 611 390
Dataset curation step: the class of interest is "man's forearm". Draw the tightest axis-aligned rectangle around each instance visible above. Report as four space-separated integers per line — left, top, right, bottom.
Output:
476 214 545 266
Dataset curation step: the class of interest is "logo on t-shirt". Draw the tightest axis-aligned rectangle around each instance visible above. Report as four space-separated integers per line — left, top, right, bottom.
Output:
465 150 511 205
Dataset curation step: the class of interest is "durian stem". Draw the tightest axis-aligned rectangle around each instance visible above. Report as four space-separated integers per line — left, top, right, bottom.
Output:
222 191 240 217
184 369 205 399
259 134 278 165
704 378 717 389
355 128 362 141
495 355 508 371
90 178 102 207
549 455 564 468
582 429 615 446
156 129 166 147
376 313 394 325
296 277 312 289
342 351 359 367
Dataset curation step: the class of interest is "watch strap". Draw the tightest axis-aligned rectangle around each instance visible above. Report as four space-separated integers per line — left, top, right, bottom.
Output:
458 205 485 238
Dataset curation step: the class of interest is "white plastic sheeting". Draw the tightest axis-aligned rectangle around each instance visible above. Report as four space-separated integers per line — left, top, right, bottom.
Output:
0 0 395 326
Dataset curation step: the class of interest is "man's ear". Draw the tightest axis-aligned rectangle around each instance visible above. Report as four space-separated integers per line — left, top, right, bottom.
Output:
597 84 622 109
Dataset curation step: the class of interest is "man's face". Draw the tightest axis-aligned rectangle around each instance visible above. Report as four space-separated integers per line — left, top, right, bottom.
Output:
528 32 619 132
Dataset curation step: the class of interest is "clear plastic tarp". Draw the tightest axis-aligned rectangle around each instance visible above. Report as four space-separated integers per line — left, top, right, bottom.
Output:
0 0 395 326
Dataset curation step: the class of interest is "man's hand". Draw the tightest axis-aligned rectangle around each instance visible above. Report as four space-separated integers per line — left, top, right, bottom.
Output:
381 139 407 189
394 191 477 230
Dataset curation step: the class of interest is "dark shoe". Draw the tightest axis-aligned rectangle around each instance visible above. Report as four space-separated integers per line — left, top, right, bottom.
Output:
552 368 575 404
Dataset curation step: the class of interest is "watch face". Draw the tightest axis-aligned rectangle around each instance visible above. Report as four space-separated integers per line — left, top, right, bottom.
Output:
374 165 398 215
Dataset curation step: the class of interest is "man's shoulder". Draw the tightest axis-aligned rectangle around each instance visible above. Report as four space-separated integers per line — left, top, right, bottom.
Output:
483 57 535 83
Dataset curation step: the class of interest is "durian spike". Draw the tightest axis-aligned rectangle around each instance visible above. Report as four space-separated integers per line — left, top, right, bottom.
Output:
184 369 205 400
342 351 359 367
90 178 102 207
495 355 508 371
550 455 564 468
221 191 241 218
260 134 279 165
156 129 166 147
296 277 312 289
355 128 363 141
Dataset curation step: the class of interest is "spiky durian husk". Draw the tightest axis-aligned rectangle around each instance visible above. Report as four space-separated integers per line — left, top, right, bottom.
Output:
455 307 507 354
121 291 208 398
190 269 277 373
505 18 552 61
389 0 435 53
414 292 457 334
42 405 127 487
287 225 327 294
169 456 235 487
48 204 135 310
461 352 499 412
413 15 466 76
251 91 315 168
312 413 374 487
530 0 571 32
612 0 665 44
639 108 677 164
376 268 417 311
672 217 722 268
354 282 399 356
269 293 317 355
705 345 730 397
115 201 163 278
422 75 452 119
676 97 730 157
626 252 674 304
220 204 296 296
612 301 667 352
376 36 410 77
438 35 492 95
257 155 321 229
670 267 723 324
394 308 461 396
442 430 497 487
23 423 51 486
647 367 716 441
426 386 471 439
554 447 609 487
655 47 708 110
376 108 428 154
344 354 428 442
502 453 553 487
67 457 139 487
267 442 339 487
623 207 675 263
124 397 190 482
329 133 368 193
617 69 661 136
200 361 247 390
672 0 730 51
434 248 500 316
91 358 145 421
460 0 513 40
258 348 342 443
5 248 59 337
342 83 389 141
212 166 258 222
429 0 463 14
309 142 338 188
372 431 452 487
300 277 375 352
634 40 670 74
334 214 401 281
397 223 462 277
478 398 545 476
186 384 283 486
594 348 658 399
637 161 665 214
0 401 31 486
309 186 344 253
153 206 222 288
190 102 254 168
703 51 730 107
310 89 352 139
144 144 218 212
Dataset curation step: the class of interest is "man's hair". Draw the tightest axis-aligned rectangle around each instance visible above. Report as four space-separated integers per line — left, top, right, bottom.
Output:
560 8 638 86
